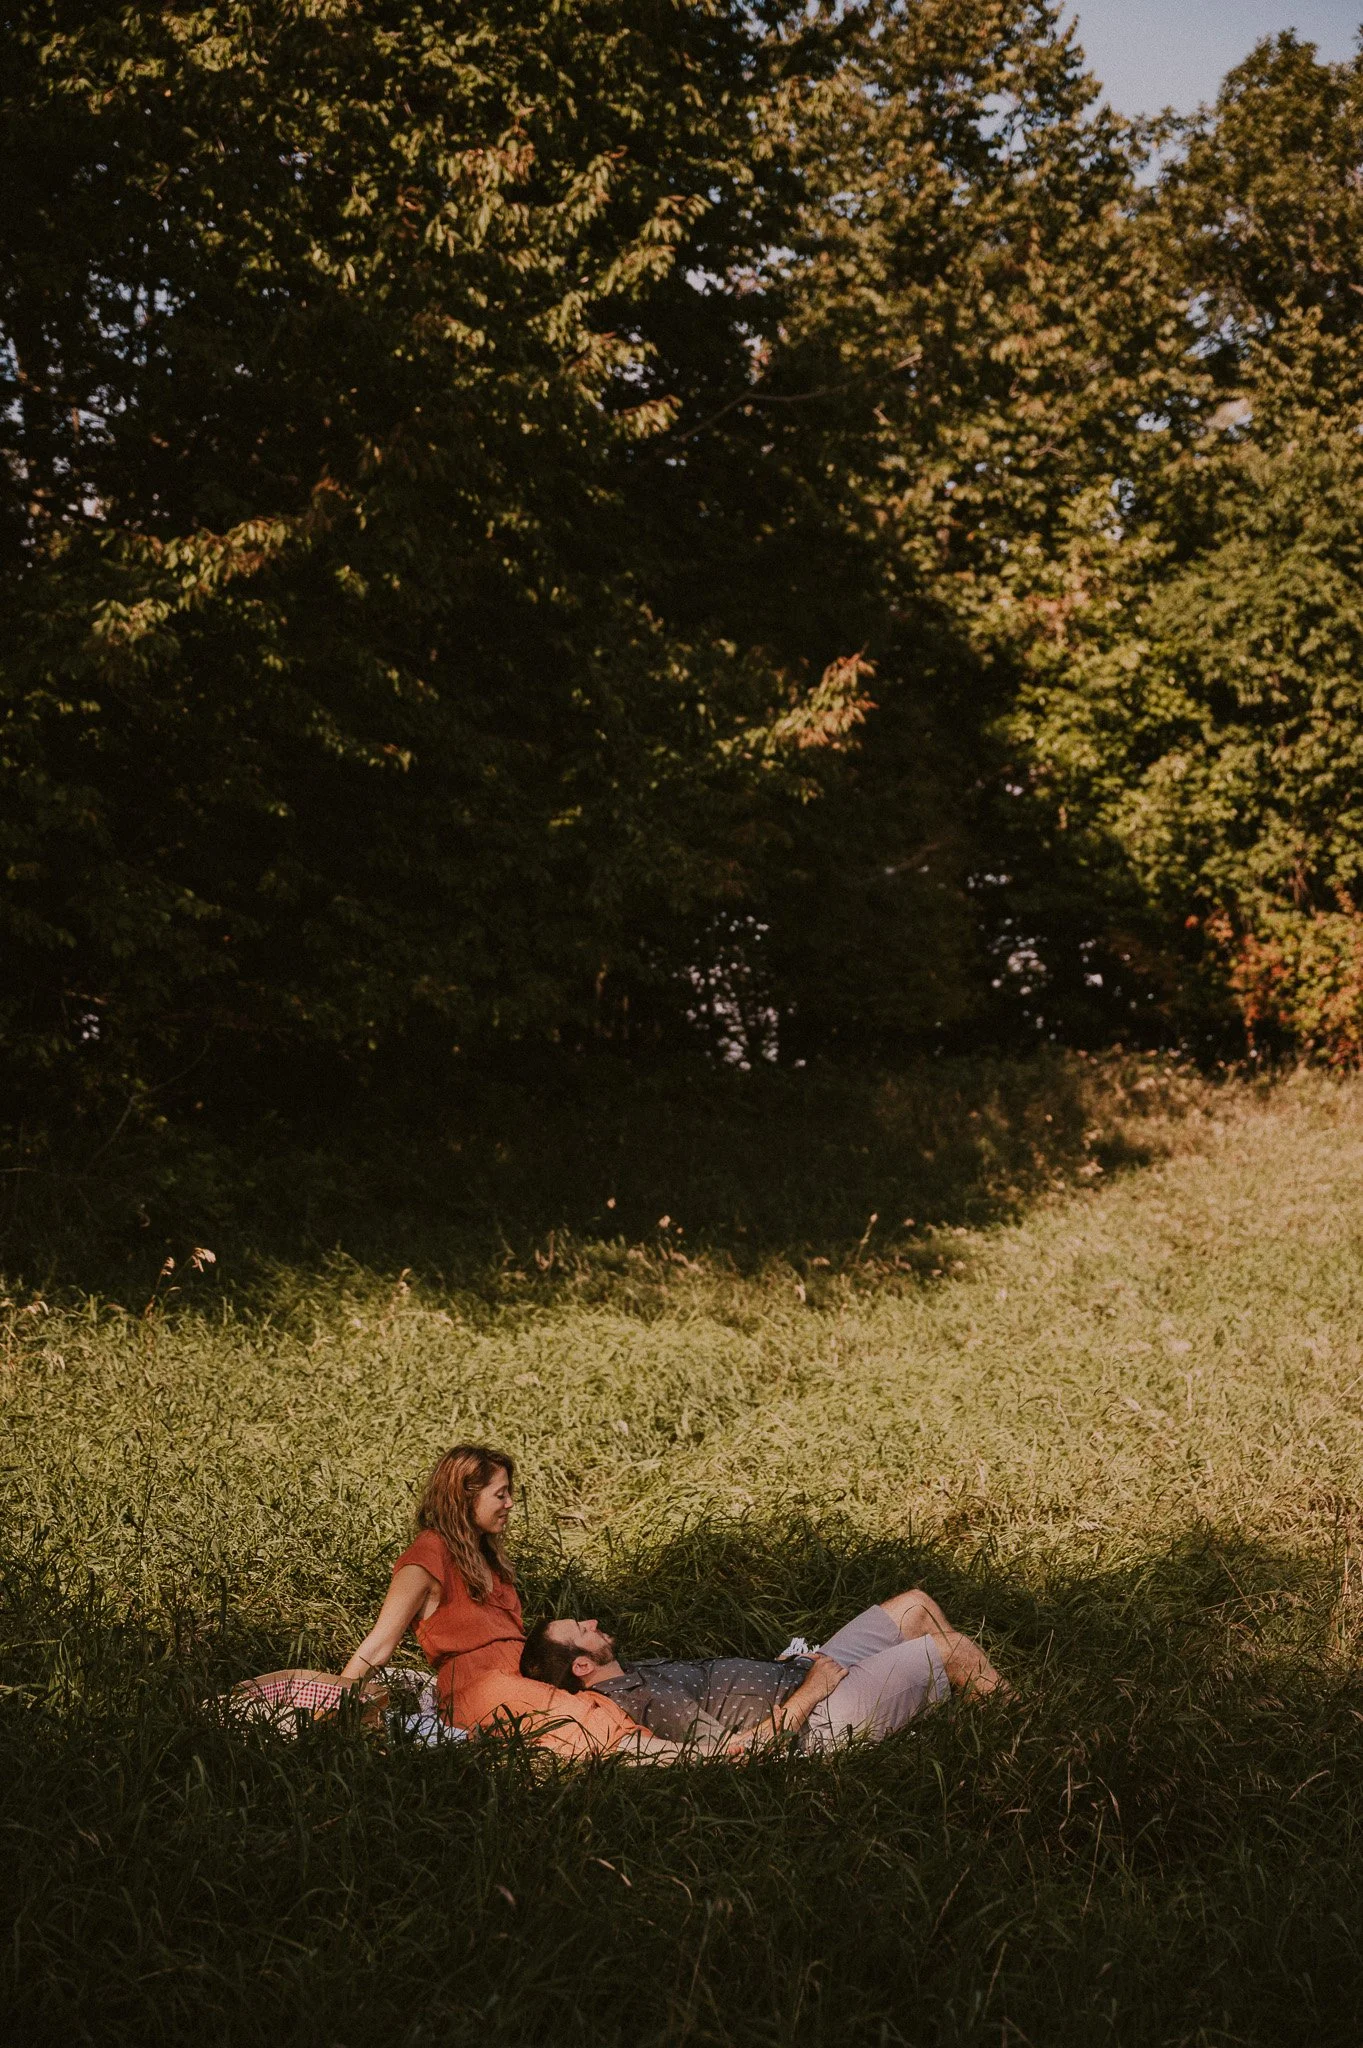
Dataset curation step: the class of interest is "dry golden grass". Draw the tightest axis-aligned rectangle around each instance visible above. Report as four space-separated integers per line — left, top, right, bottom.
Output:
5 1061 1363 2044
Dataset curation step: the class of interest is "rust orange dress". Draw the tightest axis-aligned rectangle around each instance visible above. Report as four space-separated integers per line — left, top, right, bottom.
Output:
392 1529 643 1761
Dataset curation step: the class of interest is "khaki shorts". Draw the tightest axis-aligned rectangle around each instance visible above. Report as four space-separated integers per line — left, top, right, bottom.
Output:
800 1605 949 1752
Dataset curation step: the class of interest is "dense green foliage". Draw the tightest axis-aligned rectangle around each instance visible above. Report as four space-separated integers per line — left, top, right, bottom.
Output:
6 1069 1363 2043
1 0 843 1095
5 5 1363 1113
1005 36 1363 1058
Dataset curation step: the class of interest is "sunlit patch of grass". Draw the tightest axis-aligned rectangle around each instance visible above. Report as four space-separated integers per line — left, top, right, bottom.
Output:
5 1062 1363 2042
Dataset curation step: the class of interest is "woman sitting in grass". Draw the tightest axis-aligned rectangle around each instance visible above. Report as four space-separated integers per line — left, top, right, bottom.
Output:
338 1443 683 1761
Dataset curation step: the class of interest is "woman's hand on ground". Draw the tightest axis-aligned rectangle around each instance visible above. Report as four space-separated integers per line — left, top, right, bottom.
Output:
338 1563 438 1689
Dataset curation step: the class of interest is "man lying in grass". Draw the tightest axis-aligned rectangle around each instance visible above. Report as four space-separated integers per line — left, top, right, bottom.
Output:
329 1441 1004 1761
520 1587 1005 1753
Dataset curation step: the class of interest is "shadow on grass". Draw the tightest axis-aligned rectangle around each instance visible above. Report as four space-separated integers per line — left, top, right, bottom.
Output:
0 1048 1213 1305
3 1514 1361 2047
524 1511 1339 1676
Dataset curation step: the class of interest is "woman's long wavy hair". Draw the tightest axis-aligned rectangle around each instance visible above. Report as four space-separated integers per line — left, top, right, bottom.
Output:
415 1444 516 1602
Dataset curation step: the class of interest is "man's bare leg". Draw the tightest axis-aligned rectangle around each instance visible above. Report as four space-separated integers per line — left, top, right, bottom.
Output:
879 1587 1008 1699
879 1587 953 1639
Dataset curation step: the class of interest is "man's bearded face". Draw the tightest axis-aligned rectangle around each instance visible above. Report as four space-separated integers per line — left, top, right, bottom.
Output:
555 1617 616 1664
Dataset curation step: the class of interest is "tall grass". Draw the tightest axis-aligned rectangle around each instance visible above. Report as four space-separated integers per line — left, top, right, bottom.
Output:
5 1057 1363 2044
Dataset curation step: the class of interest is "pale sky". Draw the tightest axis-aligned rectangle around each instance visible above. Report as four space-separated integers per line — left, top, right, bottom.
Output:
1065 1 1360 113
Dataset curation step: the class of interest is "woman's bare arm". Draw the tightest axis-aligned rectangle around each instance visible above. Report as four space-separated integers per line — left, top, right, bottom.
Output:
339 1563 437 1687
611 1728 698 1765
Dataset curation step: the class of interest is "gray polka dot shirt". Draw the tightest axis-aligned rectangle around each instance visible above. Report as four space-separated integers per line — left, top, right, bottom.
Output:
592 1656 811 1744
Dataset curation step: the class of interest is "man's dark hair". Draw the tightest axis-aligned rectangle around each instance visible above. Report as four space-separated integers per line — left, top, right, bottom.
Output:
521 1617 584 1692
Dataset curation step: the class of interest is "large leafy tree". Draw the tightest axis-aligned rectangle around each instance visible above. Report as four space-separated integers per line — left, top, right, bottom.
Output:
1006 32 1363 1059
681 0 1186 1050
13 1 1358 1112
1 1 866 1106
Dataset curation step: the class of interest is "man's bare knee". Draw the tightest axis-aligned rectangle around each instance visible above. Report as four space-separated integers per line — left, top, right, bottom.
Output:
881 1588 947 1640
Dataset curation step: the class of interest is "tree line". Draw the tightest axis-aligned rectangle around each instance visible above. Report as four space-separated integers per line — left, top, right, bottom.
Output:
4 0 1363 1126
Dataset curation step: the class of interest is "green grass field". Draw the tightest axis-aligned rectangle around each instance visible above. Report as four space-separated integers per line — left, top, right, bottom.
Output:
5 1058 1363 2045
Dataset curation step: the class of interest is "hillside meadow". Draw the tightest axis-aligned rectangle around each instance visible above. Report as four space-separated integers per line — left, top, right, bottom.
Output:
4 1058 1363 2045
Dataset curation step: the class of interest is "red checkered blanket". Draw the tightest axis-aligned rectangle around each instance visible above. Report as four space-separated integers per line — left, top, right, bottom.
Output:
229 1669 349 1721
